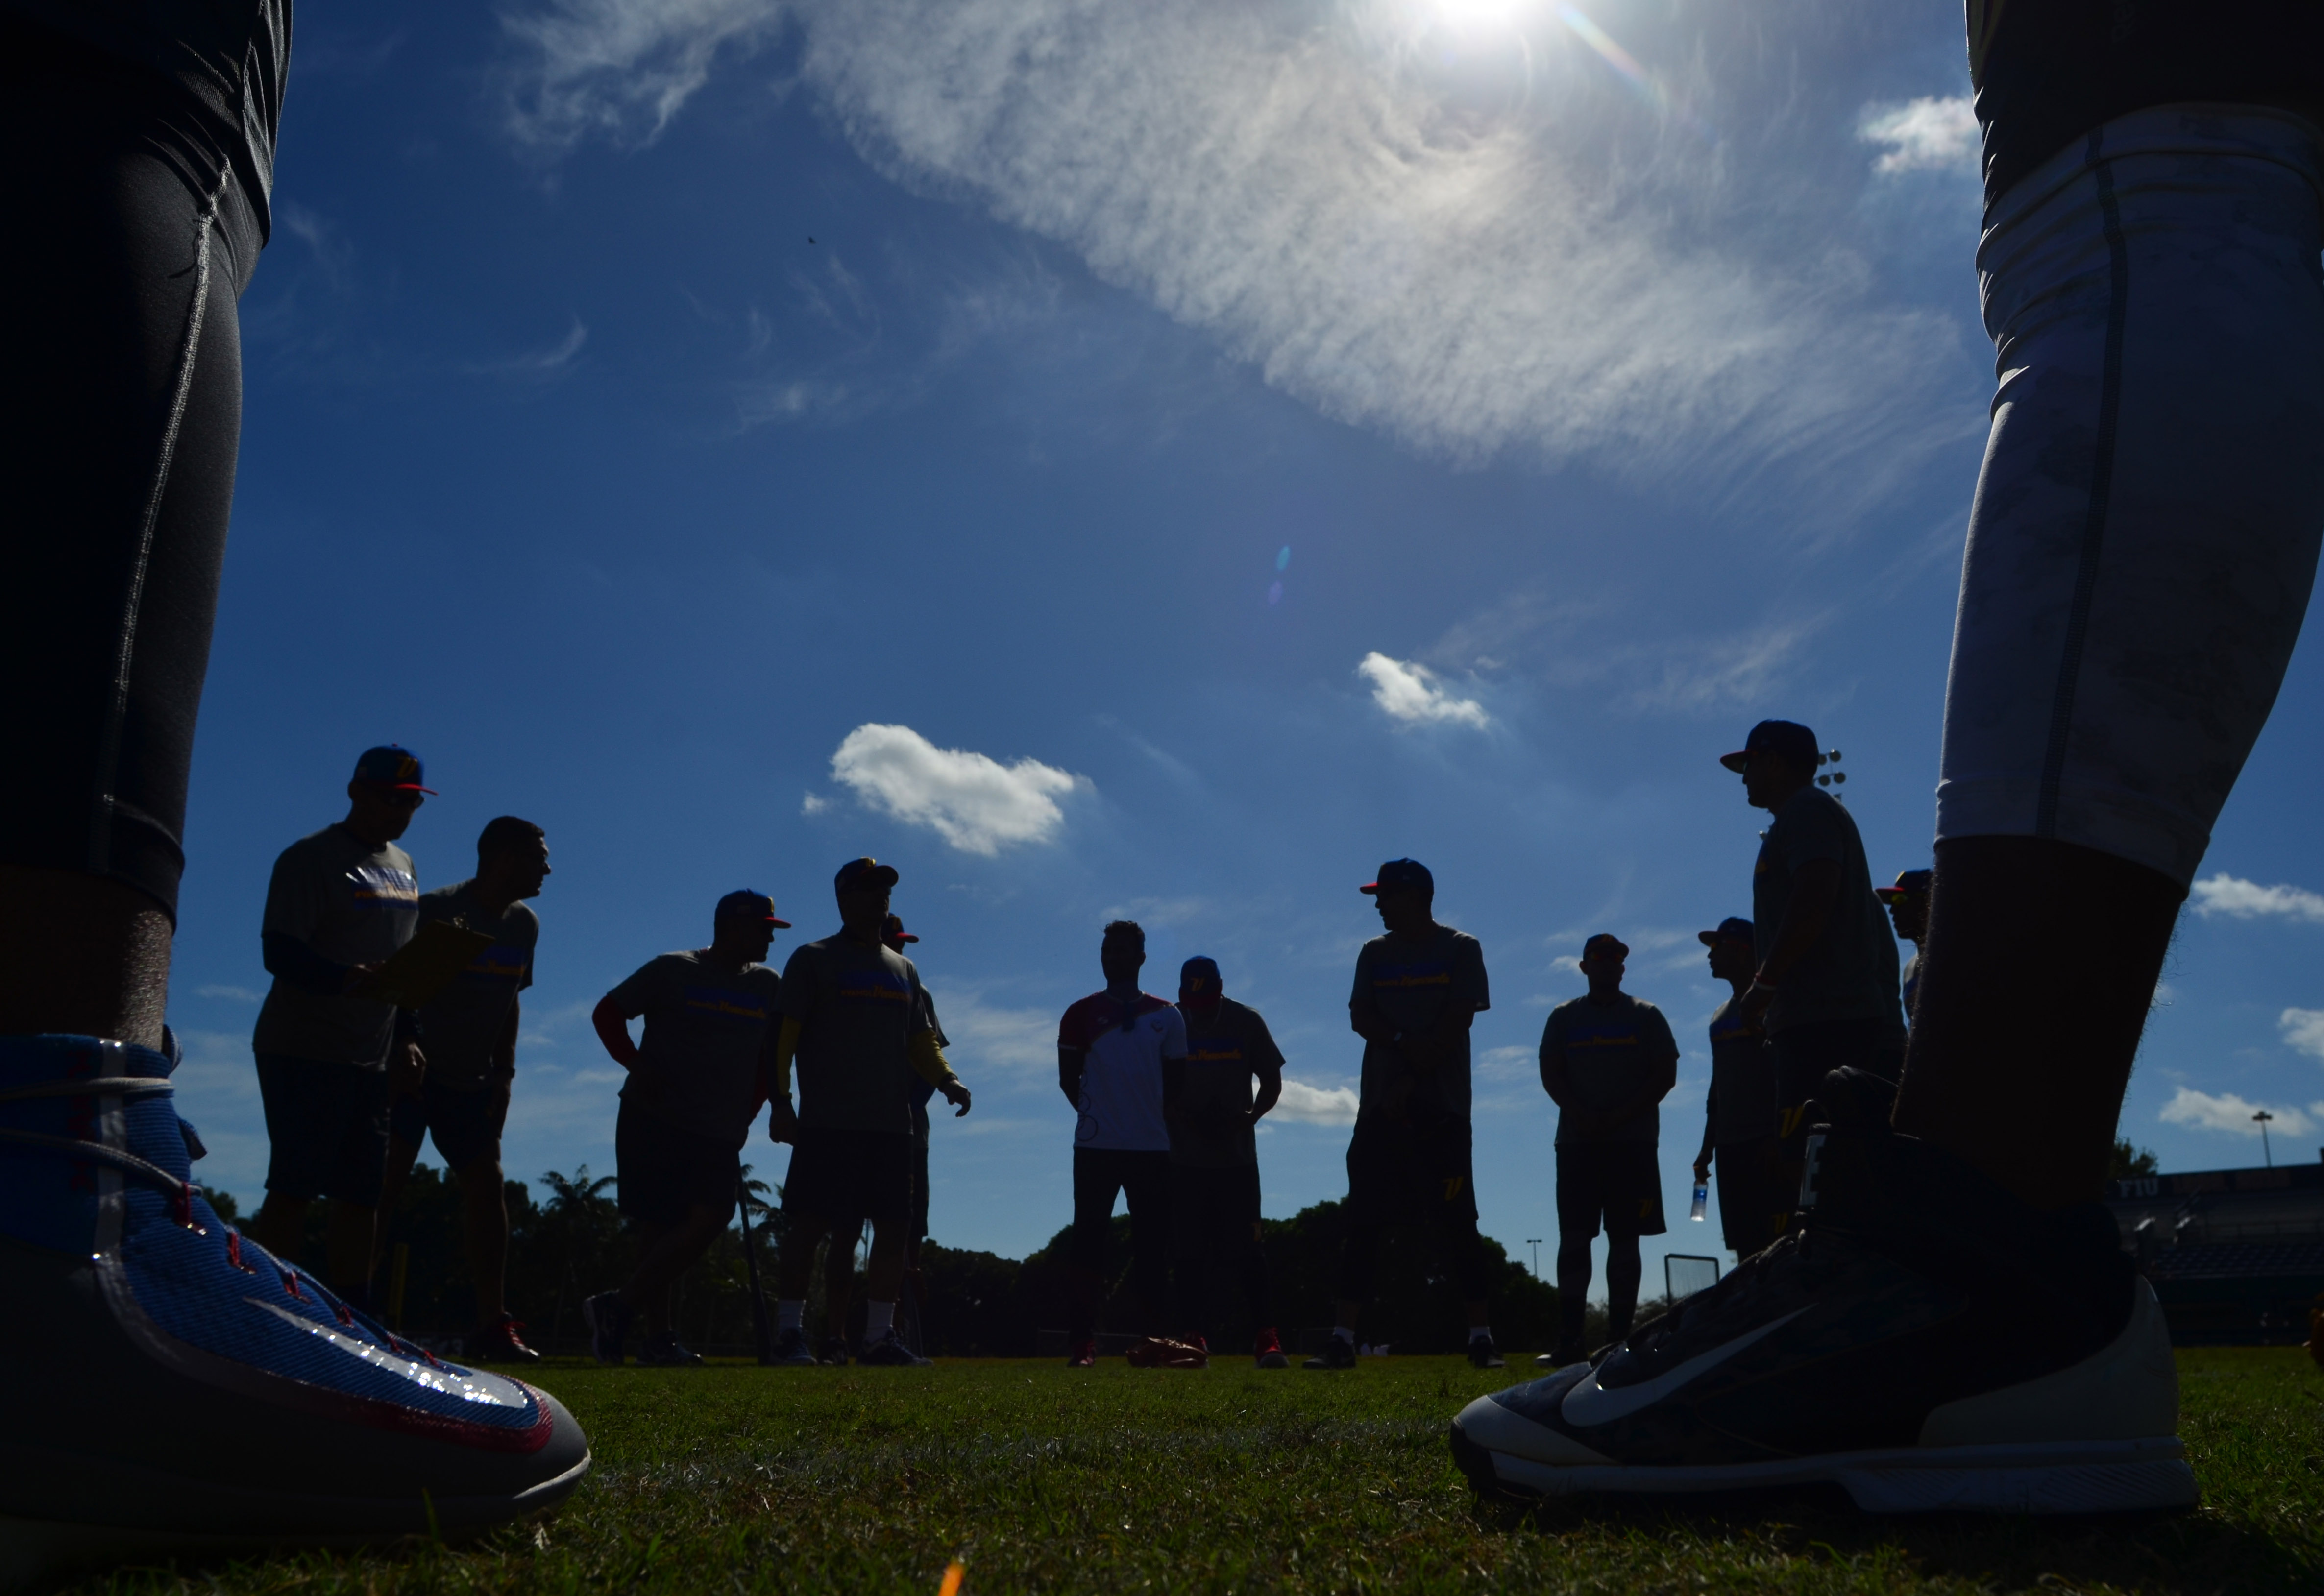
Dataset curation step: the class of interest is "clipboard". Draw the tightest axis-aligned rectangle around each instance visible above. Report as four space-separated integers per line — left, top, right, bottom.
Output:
350 919 497 1009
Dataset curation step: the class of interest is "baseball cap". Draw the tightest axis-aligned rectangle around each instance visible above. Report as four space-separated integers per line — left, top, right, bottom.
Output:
882 913 919 943
1874 868 1933 905
1179 955 1221 993
351 744 435 794
1360 858 1434 895
834 857 900 892
1697 915 1755 947
715 889 790 928
1582 932 1629 962
1718 719 1818 774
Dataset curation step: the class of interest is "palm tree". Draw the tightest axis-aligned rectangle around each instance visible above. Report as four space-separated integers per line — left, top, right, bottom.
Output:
539 1165 617 1354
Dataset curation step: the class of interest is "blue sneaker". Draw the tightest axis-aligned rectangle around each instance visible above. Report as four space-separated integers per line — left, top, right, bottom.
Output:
581 1291 632 1366
0 1035 590 1580
1448 1110 2192 1514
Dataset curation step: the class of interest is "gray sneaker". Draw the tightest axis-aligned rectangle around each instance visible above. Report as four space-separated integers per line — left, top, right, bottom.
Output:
857 1330 932 1367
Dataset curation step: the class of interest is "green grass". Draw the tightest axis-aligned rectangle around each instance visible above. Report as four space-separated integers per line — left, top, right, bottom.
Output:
75 1347 2324 1595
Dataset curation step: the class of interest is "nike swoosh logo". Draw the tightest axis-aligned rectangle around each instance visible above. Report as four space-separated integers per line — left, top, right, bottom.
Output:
247 1299 531 1408
1560 1307 1809 1427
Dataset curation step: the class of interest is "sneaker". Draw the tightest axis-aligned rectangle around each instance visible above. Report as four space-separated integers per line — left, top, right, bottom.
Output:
581 1290 631 1366
1254 1327 1290 1370
858 1328 933 1366
467 1312 541 1364
816 1334 852 1366
636 1331 705 1367
1448 1107 2196 1514
769 1325 819 1365
1303 1334 1357 1371
0 1035 590 1581
1126 1334 1208 1369
1064 1334 1097 1368
1468 1332 1505 1370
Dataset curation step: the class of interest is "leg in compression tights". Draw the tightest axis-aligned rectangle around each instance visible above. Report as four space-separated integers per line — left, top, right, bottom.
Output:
0 63 263 1044
1604 1233 1643 1340
1556 1236 1593 1351
1915 107 2324 1205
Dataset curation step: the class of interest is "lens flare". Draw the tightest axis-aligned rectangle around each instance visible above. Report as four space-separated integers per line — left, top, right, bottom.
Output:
1276 545 1291 571
1267 581 1284 605
1558 4 1714 142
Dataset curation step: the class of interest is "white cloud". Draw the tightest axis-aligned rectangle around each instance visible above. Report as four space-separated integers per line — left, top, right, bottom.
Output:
800 791 830 815
1858 96 1978 175
2281 1008 2324 1063
929 989 1058 1071
1271 1077 1360 1127
502 1 1968 494
466 317 588 380
2190 873 2324 923
2157 1087 2313 1140
1358 652 1489 729
829 723 1083 855
193 984 262 1003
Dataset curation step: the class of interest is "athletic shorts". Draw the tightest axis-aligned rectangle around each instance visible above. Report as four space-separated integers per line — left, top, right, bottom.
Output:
255 1053 391 1206
615 1106 739 1227
387 1072 509 1174
1712 1136 1786 1257
1345 1116 1478 1228
783 1126 913 1229
1555 1141 1666 1240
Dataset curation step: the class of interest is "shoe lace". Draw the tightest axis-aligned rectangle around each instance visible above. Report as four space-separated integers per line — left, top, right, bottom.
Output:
0 1074 204 1230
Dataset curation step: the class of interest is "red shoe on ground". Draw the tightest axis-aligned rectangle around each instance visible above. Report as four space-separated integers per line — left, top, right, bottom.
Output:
1065 1334 1097 1368
466 1313 541 1363
1254 1327 1290 1369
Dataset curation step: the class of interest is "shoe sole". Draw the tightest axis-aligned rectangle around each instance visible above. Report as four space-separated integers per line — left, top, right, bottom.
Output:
1448 1423 2196 1514
0 1450 591 1586
1256 1354 1289 1369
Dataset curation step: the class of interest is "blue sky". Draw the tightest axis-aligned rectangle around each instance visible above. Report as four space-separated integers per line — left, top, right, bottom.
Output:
166 0 2324 1303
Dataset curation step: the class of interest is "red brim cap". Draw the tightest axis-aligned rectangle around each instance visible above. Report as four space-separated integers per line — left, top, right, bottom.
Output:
769 916 792 928
894 932 919 942
1359 881 1381 894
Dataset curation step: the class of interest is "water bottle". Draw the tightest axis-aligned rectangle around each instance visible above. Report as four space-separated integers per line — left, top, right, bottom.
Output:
1688 1182 1709 1222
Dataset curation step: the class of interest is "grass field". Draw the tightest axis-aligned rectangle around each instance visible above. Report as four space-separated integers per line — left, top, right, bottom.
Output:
73 1347 2324 1595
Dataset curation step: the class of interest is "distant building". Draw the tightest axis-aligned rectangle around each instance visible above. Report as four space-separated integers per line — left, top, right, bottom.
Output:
2105 1154 2324 1345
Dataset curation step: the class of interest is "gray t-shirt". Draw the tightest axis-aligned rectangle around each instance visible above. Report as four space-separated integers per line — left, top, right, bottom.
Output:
1170 997 1287 1169
1541 992 1678 1146
1706 994 1775 1147
781 936 932 1138
1350 925 1489 1124
1750 788 1906 1040
605 950 782 1148
412 882 538 1091
252 825 419 1068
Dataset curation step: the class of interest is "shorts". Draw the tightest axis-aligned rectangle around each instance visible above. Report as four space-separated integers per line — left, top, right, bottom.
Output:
1555 1141 1666 1240
1712 1136 1786 1257
783 1126 913 1229
255 1053 391 1206
1345 1115 1477 1227
615 1106 740 1226
387 1072 510 1173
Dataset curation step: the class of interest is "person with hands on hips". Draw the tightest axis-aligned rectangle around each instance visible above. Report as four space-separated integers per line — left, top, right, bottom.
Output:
1691 915 1783 1257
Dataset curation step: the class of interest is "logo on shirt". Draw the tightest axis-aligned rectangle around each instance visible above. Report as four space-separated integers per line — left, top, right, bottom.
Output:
834 970 912 1008
681 985 769 1023
347 864 418 909
1187 1041 1246 1065
461 946 529 988
1370 963 1452 992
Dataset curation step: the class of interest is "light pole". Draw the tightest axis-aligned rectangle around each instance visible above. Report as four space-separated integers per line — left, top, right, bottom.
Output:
2253 1109 2275 1167
1527 1238 1543 1278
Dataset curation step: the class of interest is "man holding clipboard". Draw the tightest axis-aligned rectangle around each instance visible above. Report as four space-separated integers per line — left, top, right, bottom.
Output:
247 746 445 1299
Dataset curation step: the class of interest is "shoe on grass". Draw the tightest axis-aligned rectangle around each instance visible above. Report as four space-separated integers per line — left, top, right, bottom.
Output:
1303 1335 1357 1371
1126 1334 1208 1369
1064 1334 1096 1368
0 1034 589 1585
466 1312 540 1363
581 1291 631 1366
636 1331 705 1367
1448 1100 2196 1514
816 1334 851 1366
1254 1327 1290 1369
1468 1332 1505 1370
769 1325 818 1365
858 1329 932 1366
